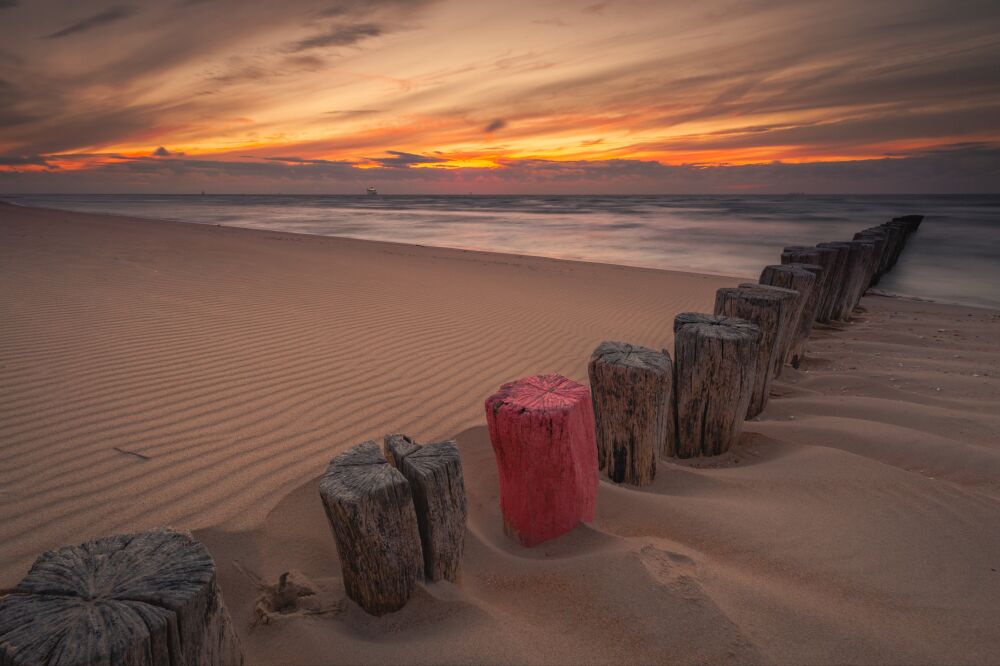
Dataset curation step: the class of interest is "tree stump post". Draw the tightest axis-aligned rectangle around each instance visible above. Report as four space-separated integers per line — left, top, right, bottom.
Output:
392 440 469 583
758 265 816 367
782 245 838 323
588 341 672 485
484 373 598 547
715 284 796 418
781 262 823 367
0 528 243 666
672 313 760 457
319 441 424 615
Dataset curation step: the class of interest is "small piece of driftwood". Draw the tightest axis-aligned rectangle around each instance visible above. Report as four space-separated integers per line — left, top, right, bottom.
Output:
758 264 816 367
672 313 760 457
319 441 423 615
395 440 468 582
0 528 243 666
714 284 796 418
484 373 598 547
781 245 838 323
781 262 823 367
588 341 672 484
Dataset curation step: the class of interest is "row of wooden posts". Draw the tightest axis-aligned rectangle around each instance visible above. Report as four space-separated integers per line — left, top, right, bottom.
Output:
0 215 922 665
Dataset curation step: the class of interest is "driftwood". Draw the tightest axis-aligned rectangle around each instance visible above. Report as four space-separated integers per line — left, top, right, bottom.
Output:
395 440 468 582
484 373 598 547
671 313 760 457
781 262 823 367
0 528 243 666
715 284 796 418
758 264 816 367
781 245 838 323
319 441 423 615
588 341 672 484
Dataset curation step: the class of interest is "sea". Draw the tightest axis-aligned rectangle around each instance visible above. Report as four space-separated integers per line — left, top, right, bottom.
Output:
5 194 999 309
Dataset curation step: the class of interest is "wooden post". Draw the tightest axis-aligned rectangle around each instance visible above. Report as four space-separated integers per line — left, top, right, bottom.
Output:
818 241 870 321
782 245 838 323
384 433 420 468
319 441 423 615
815 242 851 321
484 373 598 547
854 230 888 287
672 313 760 457
781 262 823 367
588 341 672 485
714 284 796 418
396 440 468 583
0 528 243 666
758 264 816 367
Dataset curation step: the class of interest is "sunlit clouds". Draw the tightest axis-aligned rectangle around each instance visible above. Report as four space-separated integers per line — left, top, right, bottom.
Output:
2 0 999 192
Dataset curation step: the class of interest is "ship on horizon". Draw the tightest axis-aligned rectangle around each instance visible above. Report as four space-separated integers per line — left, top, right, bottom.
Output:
366 186 378 196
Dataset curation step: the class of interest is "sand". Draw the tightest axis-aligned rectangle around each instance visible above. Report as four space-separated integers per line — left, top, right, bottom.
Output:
2 202 999 664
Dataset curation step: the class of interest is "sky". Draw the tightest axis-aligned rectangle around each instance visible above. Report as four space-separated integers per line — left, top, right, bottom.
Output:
1 0 999 194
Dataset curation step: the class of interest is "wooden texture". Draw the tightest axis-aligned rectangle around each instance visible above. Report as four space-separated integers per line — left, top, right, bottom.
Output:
397 441 468 582
319 441 423 615
0 528 243 666
714 284 795 418
383 433 421 469
781 262 824 367
854 230 888 287
815 243 851 321
818 241 868 321
484 374 598 547
758 264 816 367
781 245 838 323
588 341 672 484
671 313 760 457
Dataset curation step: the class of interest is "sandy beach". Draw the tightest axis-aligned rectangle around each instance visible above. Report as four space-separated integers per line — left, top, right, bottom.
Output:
2 203 1000 664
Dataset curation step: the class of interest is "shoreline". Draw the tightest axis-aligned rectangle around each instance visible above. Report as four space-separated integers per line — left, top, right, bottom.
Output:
2 203 999 664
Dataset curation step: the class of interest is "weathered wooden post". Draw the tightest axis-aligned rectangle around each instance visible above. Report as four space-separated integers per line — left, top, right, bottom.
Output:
672 313 760 457
385 437 468 582
758 264 816 366
485 373 598 546
319 441 424 615
0 528 244 666
714 284 796 418
815 242 851 321
818 241 870 321
782 245 838 323
781 262 823 367
588 341 672 485
854 230 888 287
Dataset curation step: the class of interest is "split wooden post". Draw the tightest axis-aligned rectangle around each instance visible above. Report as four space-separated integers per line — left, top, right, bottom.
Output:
782 245 838 323
672 313 760 457
715 284 796 418
484 373 598 547
0 528 243 666
319 441 423 615
758 265 816 366
588 341 672 485
383 436 468 582
781 262 824 367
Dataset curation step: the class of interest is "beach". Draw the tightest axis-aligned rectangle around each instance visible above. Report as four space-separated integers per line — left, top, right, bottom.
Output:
2 203 999 664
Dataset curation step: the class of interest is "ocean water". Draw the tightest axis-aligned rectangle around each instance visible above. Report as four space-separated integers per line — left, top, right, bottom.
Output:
6 194 999 309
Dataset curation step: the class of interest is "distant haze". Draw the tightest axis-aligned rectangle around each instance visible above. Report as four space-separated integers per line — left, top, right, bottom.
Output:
2 0 999 193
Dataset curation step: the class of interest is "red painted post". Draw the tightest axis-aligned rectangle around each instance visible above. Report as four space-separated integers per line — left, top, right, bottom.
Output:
484 373 598 547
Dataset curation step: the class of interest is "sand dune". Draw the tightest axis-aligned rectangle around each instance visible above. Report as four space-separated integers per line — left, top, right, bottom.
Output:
2 203 999 664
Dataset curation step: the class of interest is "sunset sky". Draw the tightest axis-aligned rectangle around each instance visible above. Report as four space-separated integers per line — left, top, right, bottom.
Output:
2 0 999 193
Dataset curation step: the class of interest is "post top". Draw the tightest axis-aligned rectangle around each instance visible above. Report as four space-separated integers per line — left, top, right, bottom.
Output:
486 373 589 415
589 341 670 372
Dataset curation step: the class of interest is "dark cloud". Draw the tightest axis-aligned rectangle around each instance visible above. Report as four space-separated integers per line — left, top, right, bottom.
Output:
45 6 137 39
0 154 51 167
370 150 445 168
258 155 353 165
291 22 382 51
484 118 507 133
0 0 18 9
153 146 186 157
